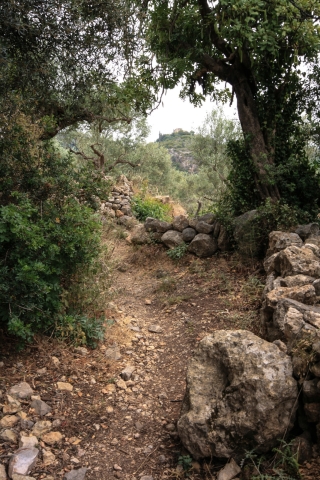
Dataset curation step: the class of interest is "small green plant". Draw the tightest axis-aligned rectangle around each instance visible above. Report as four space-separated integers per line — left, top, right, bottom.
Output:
157 276 177 292
241 440 301 480
132 194 172 222
166 243 188 260
55 314 105 348
178 455 193 476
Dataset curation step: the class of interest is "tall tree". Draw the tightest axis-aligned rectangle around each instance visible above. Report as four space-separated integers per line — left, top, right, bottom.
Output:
137 0 320 202
0 0 151 136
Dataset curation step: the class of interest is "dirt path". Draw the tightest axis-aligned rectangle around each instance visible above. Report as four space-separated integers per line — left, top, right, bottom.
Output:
0 239 264 480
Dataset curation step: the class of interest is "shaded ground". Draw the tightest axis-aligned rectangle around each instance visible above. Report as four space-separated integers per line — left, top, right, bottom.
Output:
1 237 319 479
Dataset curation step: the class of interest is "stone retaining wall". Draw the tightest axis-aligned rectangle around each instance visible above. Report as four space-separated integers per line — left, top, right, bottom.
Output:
129 213 230 258
261 224 320 454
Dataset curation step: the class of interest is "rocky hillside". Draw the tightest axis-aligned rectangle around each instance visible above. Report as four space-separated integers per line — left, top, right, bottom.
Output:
156 129 197 173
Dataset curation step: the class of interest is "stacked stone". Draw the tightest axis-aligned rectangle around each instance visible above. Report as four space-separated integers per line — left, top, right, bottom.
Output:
260 224 320 453
100 175 134 219
133 213 229 258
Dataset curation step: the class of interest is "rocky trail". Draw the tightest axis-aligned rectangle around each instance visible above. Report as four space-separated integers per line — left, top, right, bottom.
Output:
1 237 318 480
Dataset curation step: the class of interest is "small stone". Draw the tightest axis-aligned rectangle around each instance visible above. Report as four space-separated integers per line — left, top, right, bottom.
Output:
42 431 63 445
36 367 47 375
74 347 88 356
42 450 56 466
121 365 135 381
165 423 175 432
102 384 116 394
20 420 34 430
0 429 18 443
30 395 40 401
57 382 73 392
0 414 19 428
148 325 162 334
113 465 122 471
3 395 22 414
140 476 153 480
217 459 241 480
9 382 33 400
0 362 4 368
106 406 114 414
63 468 87 480
135 421 144 431
32 420 52 437
52 419 61 428
117 379 127 390
158 455 167 464
51 356 60 366
145 299 152 305
90 377 96 384
105 346 121 361
110 438 119 446
30 400 52 416
19 436 38 449
8 448 39 477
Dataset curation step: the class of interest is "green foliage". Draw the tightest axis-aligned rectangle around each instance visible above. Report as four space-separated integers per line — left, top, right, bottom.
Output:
221 128 320 219
177 455 193 476
0 108 108 344
55 315 105 348
242 440 301 480
132 195 172 222
0 1 152 135
166 243 188 260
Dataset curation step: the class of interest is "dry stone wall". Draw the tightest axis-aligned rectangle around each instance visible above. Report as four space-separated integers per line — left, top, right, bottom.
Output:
128 213 231 257
100 175 134 219
261 224 320 453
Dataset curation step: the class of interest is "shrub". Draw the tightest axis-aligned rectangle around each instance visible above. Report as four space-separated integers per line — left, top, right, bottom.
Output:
132 194 172 222
0 107 109 344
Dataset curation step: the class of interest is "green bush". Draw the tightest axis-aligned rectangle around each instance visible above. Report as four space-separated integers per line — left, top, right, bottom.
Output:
132 194 172 222
0 108 110 344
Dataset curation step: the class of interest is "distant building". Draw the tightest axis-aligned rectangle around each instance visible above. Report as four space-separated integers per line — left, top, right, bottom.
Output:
173 128 183 133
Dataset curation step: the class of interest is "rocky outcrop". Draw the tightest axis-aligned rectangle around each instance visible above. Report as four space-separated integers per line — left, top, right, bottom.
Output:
177 330 297 459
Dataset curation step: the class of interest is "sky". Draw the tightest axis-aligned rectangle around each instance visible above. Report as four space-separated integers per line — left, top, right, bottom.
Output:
146 86 238 142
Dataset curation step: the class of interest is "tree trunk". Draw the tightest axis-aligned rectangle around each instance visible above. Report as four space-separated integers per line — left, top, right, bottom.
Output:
233 75 280 202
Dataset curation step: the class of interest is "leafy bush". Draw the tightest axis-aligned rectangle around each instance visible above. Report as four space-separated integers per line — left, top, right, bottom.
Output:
132 194 172 222
166 243 188 260
0 107 110 344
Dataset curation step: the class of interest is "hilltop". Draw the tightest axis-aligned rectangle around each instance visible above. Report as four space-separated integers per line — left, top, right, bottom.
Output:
156 129 197 173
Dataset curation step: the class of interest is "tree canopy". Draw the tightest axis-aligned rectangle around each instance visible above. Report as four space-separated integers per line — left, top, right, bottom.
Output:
0 0 152 136
137 0 320 204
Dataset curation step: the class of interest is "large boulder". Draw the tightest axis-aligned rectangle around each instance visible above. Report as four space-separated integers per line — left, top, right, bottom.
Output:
188 234 218 258
172 215 189 232
267 231 303 257
274 245 320 278
161 230 184 249
145 217 172 233
182 227 197 243
262 297 320 345
177 330 298 459
217 225 231 252
233 209 260 255
197 213 216 224
295 223 319 241
195 221 214 234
